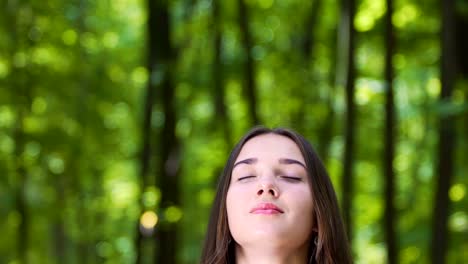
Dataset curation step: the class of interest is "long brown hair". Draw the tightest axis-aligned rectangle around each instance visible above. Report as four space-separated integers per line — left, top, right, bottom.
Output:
201 127 352 264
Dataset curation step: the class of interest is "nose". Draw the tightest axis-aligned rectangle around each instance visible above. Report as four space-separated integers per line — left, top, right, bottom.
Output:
257 180 279 197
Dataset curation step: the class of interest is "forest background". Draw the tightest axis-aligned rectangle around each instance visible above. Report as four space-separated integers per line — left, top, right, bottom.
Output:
1 0 467 263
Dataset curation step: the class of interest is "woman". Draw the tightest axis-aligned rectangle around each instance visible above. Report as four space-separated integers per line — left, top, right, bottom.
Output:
201 127 352 264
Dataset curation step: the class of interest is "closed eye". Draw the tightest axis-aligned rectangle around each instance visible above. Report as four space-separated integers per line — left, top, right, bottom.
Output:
238 175 256 181
280 176 302 182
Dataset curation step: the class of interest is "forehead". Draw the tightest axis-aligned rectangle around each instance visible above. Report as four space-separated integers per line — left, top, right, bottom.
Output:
235 134 305 163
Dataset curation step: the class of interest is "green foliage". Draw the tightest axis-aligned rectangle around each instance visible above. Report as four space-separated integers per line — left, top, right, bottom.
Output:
1 0 467 263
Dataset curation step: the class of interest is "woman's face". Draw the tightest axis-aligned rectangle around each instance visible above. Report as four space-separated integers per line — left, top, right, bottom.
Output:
226 133 314 250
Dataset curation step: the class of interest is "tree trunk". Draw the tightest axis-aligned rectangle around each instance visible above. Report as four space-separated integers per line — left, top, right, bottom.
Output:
237 0 259 125
52 174 67 262
302 0 321 59
145 1 180 264
14 105 28 264
383 0 397 263
134 45 156 263
339 0 356 245
317 25 338 162
431 0 456 263
155 72 180 264
75 0 93 262
293 0 322 135
212 0 232 149
8 0 30 262
135 0 169 262
134 19 156 264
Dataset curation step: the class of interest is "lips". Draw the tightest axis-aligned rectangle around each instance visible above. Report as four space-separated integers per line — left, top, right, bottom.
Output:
250 203 284 214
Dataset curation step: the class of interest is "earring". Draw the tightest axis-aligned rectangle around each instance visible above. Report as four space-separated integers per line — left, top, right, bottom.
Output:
309 235 318 264
309 250 316 264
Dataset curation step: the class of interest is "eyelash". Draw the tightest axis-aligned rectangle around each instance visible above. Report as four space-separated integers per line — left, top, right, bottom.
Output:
237 175 302 182
238 175 255 181
281 176 302 182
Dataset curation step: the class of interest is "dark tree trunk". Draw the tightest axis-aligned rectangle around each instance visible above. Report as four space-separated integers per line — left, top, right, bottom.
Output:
53 186 66 263
14 107 28 264
134 55 155 262
431 0 456 263
317 25 338 162
212 0 232 149
302 0 321 59
237 0 259 125
293 0 322 134
383 0 397 263
75 0 93 262
135 0 172 262
134 15 156 264
145 1 180 264
155 72 180 264
340 0 356 245
13 57 31 264
8 0 30 262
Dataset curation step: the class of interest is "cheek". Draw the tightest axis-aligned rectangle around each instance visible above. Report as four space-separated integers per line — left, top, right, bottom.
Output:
226 188 241 223
285 187 315 242
226 186 251 237
298 188 313 209
288 187 314 221
227 186 247 208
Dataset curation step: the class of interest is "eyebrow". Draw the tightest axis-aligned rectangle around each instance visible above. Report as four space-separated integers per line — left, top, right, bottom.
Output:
232 157 306 169
279 158 306 169
233 158 258 168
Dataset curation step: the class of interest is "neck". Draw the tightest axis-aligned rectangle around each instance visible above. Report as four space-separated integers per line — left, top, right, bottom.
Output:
234 243 309 264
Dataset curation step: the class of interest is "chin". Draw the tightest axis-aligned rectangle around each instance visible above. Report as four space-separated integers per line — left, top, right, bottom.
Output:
235 235 294 252
239 227 290 243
